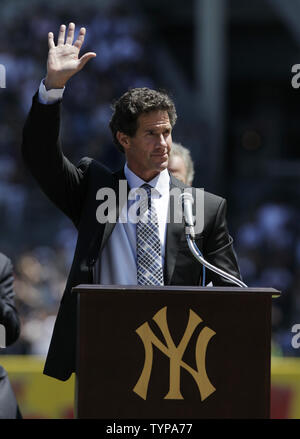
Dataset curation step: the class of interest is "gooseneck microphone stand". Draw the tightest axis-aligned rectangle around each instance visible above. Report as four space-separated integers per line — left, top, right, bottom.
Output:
185 228 247 288
180 192 247 288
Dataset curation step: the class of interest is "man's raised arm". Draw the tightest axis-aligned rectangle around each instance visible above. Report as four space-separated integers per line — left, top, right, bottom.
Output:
22 23 96 226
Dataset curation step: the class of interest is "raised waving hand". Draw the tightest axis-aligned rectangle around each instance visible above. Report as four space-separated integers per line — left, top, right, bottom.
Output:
45 23 96 90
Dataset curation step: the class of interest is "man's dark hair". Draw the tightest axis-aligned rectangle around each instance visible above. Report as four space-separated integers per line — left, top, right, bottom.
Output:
109 87 177 153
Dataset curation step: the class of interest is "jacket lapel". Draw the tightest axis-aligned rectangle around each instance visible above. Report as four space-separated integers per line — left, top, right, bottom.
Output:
85 166 128 267
99 168 129 253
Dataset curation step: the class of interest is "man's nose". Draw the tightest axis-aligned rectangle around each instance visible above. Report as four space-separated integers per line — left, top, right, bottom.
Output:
158 134 167 148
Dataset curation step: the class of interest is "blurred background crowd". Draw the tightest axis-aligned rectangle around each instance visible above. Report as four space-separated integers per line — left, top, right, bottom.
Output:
0 0 300 358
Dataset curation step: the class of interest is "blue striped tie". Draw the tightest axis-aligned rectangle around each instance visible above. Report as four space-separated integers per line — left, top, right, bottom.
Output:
136 184 164 285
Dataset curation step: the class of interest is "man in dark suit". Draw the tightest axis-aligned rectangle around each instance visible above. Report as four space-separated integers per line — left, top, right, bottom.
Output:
0 253 21 418
22 23 242 382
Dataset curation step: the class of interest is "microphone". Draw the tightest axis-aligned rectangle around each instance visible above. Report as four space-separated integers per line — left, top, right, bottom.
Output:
179 192 196 238
179 191 247 288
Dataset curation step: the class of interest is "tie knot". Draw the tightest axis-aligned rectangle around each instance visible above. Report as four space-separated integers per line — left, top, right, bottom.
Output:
140 184 152 198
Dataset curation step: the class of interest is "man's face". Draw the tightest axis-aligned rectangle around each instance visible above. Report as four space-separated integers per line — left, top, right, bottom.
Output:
168 155 187 184
117 110 172 181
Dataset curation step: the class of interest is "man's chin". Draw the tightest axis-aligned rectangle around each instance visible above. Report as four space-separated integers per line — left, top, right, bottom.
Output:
157 162 168 172
157 157 169 170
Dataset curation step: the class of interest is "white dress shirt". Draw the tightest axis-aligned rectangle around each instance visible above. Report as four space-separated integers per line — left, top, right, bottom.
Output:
38 79 65 104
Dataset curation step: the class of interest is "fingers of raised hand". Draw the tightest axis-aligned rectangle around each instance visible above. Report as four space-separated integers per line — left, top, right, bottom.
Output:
66 22 75 45
57 24 66 46
49 23 85 50
74 27 86 51
48 32 55 49
78 52 97 70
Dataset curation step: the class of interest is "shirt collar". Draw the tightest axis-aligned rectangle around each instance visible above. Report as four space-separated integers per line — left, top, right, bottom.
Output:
124 163 170 197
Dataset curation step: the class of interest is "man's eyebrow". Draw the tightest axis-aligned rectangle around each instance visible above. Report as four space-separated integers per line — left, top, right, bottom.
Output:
145 124 171 131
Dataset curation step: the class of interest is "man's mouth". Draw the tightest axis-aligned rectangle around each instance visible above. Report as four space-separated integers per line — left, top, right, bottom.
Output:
152 152 168 158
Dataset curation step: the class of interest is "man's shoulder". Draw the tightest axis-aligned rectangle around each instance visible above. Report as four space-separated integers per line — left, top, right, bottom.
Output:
76 156 93 173
77 157 113 175
170 175 225 206
0 253 12 280
77 157 122 188
170 174 225 206
192 189 225 219
202 189 225 207
0 253 9 266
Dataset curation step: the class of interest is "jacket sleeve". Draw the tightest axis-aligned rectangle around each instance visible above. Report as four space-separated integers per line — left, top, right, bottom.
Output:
0 254 20 346
204 198 242 287
22 92 91 228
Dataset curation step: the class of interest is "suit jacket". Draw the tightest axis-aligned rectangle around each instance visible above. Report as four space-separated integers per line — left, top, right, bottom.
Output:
0 253 21 418
0 253 20 347
22 93 242 381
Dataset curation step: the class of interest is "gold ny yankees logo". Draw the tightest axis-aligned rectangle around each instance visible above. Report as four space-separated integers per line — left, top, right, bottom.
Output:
133 307 216 401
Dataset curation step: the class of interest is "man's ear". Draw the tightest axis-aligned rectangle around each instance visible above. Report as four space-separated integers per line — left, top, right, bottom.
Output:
116 131 131 151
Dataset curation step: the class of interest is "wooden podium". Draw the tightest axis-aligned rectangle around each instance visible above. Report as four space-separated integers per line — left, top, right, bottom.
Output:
73 285 280 419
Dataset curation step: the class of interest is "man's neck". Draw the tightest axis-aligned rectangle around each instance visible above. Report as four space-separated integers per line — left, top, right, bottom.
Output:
125 164 160 182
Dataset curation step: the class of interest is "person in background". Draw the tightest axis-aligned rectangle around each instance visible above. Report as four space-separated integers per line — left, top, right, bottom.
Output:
168 142 194 185
0 252 22 418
